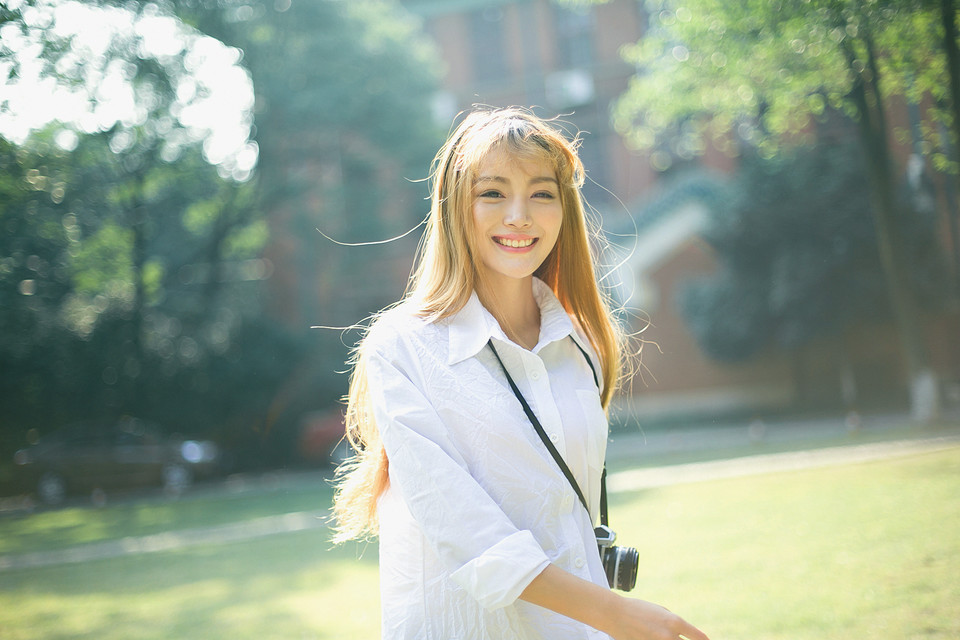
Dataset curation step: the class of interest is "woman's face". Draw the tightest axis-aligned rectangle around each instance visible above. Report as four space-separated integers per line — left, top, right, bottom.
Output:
471 147 563 289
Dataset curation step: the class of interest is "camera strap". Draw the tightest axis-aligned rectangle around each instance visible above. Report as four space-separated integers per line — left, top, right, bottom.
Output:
487 338 609 528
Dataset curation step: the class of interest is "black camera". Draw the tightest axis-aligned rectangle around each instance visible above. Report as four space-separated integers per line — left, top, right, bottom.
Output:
595 525 638 591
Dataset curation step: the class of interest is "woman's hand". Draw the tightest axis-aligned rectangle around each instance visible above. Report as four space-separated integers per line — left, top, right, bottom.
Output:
520 564 709 640
601 595 709 640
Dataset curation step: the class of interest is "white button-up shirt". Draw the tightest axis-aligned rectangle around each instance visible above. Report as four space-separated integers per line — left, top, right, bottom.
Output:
367 278 612 640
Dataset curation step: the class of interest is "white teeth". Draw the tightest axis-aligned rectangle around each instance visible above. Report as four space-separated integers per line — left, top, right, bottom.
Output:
497 237 534 248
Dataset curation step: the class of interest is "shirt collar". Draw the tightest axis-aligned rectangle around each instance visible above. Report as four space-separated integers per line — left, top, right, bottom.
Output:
446 277 576 365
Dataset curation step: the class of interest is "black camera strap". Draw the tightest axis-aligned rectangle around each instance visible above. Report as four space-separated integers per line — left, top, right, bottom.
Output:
487 338 609 528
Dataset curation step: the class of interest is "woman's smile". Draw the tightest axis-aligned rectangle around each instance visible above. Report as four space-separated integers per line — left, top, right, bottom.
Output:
493 235 539 250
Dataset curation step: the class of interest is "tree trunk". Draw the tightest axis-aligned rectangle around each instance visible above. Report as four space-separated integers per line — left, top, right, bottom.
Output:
941 0 960 167
125 146 160 417
838 334 863 431
939 0 960 295
128 181 148 416
200 191 233 320
934 121 960 296
843 33 941 422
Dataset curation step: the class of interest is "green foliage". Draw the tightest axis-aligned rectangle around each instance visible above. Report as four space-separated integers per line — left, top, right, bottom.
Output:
182 199 223 236
223 219 267 257
0 0 445 472
69 223 133 296
190 0 443 236
614 0 950 166
613 1 953 419
680 143 947 362
0 129 288 455
183 0 445 328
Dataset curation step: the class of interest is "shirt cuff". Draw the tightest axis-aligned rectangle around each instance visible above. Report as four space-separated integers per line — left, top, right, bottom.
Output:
448 529 551 610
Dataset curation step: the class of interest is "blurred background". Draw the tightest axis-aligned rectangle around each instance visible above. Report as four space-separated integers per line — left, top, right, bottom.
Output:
2 2 960 639
1 0 958 505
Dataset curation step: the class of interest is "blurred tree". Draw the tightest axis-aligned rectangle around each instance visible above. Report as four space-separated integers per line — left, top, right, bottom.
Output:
0 125 287 462
609 0 956 421
164 0 443 323
0 1 281 467
680 143 948 408
0 0 444 471
163 0 445 451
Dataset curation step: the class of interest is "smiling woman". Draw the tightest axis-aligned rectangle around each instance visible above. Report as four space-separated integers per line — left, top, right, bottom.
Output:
330 107 709 640
0 0 256 179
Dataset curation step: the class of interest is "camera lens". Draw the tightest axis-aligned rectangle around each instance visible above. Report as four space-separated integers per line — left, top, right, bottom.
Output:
615 546 638 591
602 545 639 592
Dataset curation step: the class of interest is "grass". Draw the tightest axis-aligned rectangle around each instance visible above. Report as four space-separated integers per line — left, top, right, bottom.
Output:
0 447 957 638
2 420 954 556
612 447 960 639
0 472 334 556
0 531 381 640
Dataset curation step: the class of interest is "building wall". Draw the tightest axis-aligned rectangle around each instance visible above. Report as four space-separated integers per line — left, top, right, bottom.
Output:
616 234 798 422
619 227 960 423
404 0 654 208
402 0 823 422
404 0 960 421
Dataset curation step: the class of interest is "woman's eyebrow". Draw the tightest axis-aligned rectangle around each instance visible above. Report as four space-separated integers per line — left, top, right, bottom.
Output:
475 175 507 184
474 175 558 185
530 176 559 186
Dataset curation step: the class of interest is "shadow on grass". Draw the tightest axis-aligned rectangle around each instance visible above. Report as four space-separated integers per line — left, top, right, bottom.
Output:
1 449 958 639
1 529 381 639
0 472 337 556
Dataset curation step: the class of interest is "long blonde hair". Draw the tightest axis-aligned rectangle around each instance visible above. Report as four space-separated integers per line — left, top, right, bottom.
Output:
331 107 623 542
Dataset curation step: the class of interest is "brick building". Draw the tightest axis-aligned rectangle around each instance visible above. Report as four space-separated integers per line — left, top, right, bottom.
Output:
400 0 807 421
399 0 960 424
402 0 658 208
264 0 958 426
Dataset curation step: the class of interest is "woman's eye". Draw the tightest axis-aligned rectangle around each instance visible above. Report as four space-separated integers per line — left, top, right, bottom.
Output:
478 190 503 199
533 191 556 199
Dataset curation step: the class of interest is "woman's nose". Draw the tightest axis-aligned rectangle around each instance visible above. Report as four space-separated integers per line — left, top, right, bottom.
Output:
504 198 532 228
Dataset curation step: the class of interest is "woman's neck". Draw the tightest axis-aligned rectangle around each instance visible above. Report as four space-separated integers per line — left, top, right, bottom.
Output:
477 276 541 350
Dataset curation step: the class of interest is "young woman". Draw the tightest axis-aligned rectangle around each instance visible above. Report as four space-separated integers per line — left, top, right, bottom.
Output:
332 108 708 640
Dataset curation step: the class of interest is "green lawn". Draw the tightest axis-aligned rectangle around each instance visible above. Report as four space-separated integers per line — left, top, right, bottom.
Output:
612 447 960 639
0 448 957 639
0 530 380 640
0 473 334 556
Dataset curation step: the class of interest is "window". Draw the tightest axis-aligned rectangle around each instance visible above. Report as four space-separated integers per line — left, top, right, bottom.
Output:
554 5 594 70
469 7 508 83
577 131 609 206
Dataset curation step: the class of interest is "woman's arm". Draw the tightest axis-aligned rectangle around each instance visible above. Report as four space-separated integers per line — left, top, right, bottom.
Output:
520 564 710 640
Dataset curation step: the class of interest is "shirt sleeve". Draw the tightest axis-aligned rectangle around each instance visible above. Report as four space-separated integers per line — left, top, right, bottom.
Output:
366 338 551 610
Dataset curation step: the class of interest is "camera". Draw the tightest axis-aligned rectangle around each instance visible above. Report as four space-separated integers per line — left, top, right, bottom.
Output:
595 525 638 591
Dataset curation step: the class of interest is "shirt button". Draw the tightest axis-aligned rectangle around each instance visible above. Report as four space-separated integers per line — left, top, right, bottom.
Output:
530 370 541 381
549 433 559 443
574 557 585 569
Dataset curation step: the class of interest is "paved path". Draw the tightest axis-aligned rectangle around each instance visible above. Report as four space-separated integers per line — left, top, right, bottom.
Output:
1 430 958 573
605 410 959 464
607 434 960 492
0 510 331 572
